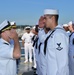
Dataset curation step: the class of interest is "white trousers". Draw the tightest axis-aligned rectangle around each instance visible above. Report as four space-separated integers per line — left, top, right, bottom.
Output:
24 43 32 61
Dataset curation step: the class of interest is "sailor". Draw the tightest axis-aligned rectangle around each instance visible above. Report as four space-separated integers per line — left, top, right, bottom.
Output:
32 16 50 75
63 24 70 35
38 15 51 75
31 25 38 70
21 26 33 63
31 25 39 75
68 21 74 75
0 20 21 75
35 16 46 75
31 17 45 75
44 9 69 75
63 24 69 31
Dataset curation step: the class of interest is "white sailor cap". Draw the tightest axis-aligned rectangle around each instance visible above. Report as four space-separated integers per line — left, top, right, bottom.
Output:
44 9 59 15
0 20 11 33
63 24 68 27
10 21 16 29
68 21 74 26
25 26 31 30
10 21 16 25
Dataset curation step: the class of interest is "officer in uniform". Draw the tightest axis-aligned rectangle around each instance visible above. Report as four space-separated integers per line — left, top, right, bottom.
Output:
68 21 74 75
44 9 69 75
21 26 33 63
0 20 21 75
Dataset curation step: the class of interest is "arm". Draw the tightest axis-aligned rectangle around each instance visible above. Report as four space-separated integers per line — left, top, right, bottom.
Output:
21 34 25 47
54 33 69 75
22 39 25 47
10 30 21 59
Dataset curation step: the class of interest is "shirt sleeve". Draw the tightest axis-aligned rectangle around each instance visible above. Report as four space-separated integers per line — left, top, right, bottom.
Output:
0 44 14 59
54 33 69 75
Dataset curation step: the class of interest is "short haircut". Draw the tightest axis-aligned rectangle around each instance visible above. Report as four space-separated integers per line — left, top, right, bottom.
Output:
49 15 59 22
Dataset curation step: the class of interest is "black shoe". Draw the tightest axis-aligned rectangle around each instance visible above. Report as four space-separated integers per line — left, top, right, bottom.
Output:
32 66 34 69
32 66 37 70
33 68 37 70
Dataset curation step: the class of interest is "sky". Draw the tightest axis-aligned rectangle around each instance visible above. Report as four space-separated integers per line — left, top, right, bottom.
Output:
0 0 74 25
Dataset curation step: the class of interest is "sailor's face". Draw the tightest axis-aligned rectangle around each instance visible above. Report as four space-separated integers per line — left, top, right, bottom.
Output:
26 30 30 33
44 15 52 29
68 25 73 31
63 26 69 31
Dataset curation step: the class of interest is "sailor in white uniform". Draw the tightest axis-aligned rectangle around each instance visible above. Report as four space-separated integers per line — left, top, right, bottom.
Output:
31 26 37 69
0 20 21 75
32 17 46 75
37 15 51 75
21 26 33 63
36 16 46 75
44 9 69 75
31 25 39 75
63 24 69 32
38 28 51 75
63 24 70 35
68 21 74 75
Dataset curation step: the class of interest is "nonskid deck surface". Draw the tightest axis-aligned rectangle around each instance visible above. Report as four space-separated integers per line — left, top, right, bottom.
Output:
18 57 35 75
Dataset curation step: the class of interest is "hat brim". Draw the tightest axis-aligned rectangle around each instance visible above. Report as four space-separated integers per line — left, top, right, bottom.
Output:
2 26 12 32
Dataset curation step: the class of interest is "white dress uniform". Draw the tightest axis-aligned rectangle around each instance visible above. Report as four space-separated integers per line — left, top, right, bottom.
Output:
0 38 16 75
36 29 50 75
69 32 74 75
31 32 37 68
46 25 69 75
38 29 51 75
37 29 45 75
32 32 43 75
21 32 33 62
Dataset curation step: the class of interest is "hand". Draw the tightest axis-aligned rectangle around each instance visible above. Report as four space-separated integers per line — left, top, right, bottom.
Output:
10 30 18 40
38 16 45 28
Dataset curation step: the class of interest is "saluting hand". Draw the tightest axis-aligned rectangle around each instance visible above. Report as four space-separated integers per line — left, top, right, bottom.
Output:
10 30 18 40
38 16 45 28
